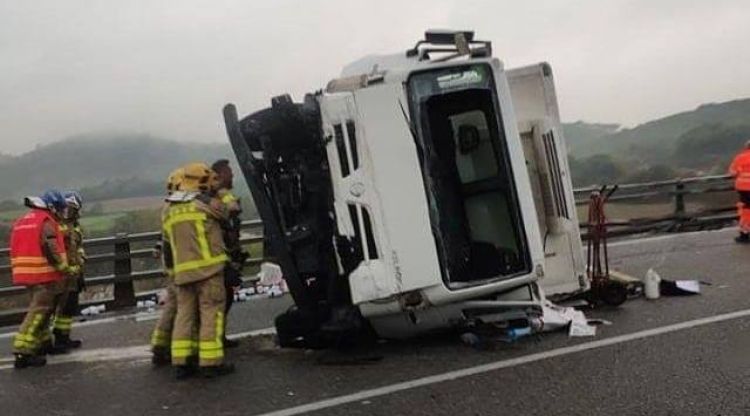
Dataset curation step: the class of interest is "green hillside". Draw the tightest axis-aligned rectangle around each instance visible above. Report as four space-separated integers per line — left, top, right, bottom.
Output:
0 134 233 200
563 98 750 186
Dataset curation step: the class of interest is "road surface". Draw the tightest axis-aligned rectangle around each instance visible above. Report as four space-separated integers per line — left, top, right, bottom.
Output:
0 228 748 416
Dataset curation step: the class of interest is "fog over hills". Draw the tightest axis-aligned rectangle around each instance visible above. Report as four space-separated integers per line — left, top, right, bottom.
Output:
1 96 748 201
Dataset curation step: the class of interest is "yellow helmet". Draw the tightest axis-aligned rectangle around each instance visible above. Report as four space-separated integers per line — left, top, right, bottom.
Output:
166 167 185 194
180 162 218 193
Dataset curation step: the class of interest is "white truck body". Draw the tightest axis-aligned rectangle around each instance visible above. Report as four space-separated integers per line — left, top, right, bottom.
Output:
225 31 587 343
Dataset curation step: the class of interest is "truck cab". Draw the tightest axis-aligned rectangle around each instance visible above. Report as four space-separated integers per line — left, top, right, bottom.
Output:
224 30 586 346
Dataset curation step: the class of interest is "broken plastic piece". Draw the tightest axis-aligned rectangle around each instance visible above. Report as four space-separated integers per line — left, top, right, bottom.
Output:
569 318 597 337
660 279 701 296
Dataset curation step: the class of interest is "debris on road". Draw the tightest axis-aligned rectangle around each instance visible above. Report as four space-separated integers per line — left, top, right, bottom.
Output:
258 262 284 287
541 301 598 337
81 304 106 316
644 268 662 300
660 279 701 296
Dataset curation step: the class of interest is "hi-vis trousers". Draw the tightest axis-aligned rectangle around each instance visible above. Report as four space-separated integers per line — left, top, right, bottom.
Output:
13 281 64 355
171 274 226 367
52 275 81 336
151 280 177 351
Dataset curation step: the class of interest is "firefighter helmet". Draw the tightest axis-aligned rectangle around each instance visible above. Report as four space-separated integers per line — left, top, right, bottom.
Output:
166 167 185 194
180 162 217 193
63 190 83 210
41 190 67 214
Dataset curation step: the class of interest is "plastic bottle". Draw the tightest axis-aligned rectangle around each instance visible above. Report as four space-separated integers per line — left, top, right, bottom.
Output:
644 268 661 300
507 327 532 341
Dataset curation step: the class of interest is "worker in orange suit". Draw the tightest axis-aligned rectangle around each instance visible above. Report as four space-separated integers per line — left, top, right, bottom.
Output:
10 190 80 368
729 140 750 243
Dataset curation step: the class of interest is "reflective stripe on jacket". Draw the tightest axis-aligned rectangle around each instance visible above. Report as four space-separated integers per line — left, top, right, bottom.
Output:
10 208 67 286
162 198 228 285
730 149 750 191
60 222 85 266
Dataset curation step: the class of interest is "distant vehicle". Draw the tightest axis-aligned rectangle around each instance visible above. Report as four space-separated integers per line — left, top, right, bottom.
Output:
223 30 587 347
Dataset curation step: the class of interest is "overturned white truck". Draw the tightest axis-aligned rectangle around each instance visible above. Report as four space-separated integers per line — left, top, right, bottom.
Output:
224 30 588 347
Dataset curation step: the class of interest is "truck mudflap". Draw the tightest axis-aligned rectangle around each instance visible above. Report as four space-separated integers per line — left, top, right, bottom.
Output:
223 95 368 348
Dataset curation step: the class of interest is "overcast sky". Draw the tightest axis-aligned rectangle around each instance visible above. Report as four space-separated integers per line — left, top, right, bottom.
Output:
1 0 749 154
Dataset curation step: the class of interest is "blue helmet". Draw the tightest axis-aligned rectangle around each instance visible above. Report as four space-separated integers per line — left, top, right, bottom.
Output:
41 189 66 213
63 190 83 210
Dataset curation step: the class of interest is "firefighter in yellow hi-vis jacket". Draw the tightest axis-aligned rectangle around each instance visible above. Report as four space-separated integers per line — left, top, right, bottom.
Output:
163 162 234 379
150 167 184 366
51 191 86 352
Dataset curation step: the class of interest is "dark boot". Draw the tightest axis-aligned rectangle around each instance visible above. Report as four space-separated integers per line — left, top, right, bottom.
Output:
174 365 197 380
14 354 47 369
200 363 236 379
40 340 69 355
151 346 171 366
223 337 240 349
735 232 750 243
54 331 82 350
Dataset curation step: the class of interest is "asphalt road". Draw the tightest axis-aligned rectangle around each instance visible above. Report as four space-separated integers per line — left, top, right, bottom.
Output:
1 228 749 416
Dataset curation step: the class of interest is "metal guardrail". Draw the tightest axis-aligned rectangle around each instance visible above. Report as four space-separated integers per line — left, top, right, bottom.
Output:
575 174 736 239
0 220 264 306
0 174 740 312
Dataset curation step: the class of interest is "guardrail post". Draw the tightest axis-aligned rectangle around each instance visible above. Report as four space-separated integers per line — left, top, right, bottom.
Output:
674 181 686 218
113 233 135 308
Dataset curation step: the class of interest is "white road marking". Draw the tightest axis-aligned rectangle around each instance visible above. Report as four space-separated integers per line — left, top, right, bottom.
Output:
0 327 277 370
255 308 750 416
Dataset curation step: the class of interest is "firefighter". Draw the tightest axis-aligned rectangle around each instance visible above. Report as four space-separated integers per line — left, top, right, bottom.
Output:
729 140 750 243
50 191 86 351
10 190 80 368
211 159 248 349
164 162 234 379
150 167 183 366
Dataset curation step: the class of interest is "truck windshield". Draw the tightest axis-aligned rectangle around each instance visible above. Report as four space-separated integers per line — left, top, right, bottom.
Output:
407 64 530 287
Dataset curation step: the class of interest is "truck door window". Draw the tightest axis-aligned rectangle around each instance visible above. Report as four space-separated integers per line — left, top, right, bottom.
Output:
407 64 530 287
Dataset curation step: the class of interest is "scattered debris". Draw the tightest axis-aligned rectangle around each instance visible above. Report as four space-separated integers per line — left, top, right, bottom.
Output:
660 279 701 296
259 262 284 287
541 301 598 337
569 318 597 337
644 268 661 300
81 304 106 316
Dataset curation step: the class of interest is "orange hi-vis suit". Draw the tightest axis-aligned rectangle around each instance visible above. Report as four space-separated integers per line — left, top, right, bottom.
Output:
10 208 68 355
729 148 750 233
